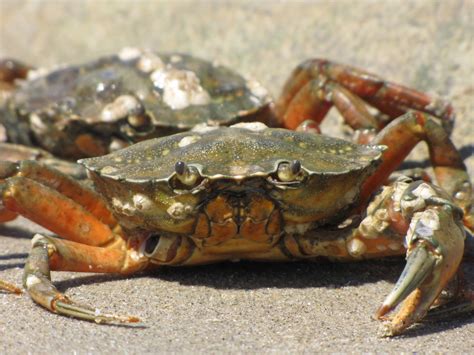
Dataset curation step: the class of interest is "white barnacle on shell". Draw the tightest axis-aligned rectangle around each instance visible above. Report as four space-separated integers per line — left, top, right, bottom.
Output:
231 122 268 132
391 180 410 212
411 183 437 200
150 67 211 110
27 67 50 81
167 202 192 220
137 52 165 73
418 209 441 231
347 238 367 257
191 123 219 133
132 193 154 211
178 135 201 148
29 113 49 134
406 209 440 247
118 47 142 61
170 55 183 63
100 95 143 122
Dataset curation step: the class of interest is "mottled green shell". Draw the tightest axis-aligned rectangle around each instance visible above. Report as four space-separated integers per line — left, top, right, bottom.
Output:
13 51 270 130
81 125 384 233
81 124 384 183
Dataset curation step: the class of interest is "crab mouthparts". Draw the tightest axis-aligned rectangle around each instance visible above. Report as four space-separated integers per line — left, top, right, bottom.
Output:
193 190 281 244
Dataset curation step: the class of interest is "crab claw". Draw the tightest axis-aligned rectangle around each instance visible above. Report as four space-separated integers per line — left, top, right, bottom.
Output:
376 206 465 336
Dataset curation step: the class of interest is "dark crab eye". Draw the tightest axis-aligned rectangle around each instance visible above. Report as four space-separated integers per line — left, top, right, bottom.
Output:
173 161 200 187
127 113 152 130
277 160 303 182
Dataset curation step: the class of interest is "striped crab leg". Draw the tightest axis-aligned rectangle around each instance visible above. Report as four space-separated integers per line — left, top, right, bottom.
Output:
276 59 455 134
0 161 148 323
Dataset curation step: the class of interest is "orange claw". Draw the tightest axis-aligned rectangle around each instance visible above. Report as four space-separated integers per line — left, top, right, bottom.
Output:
374 189 465 335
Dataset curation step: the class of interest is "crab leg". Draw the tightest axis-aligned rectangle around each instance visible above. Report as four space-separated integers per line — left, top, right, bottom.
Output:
359 112 472 223
276 59 454 133
0 161 150 323
0 143 86 179
1 178 115 246
0 58 32 85
23 233 147 324
0 160 115 227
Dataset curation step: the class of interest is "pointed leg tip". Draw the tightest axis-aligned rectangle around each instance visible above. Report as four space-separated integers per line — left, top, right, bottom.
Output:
0 280 23 295
128 316 141 323
376 304 391 319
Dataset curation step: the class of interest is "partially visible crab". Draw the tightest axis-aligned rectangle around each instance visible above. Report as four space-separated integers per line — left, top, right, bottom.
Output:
0 48 272 160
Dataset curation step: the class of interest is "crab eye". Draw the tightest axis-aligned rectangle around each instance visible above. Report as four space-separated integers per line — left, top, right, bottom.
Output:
173 161 200 187
127 113 152 131
277 160 303 182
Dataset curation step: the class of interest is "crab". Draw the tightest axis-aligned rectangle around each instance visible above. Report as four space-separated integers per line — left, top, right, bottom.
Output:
0 48 273 162
0 56 473 336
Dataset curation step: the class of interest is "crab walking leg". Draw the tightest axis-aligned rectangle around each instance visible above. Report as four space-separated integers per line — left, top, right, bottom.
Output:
276 59 454 132
23 233 147 324
360 111 472 222
0 58 32 84
1 176 116 246
0 143 86 179
0 160 115 227
280 78 381 131
0 280 22 294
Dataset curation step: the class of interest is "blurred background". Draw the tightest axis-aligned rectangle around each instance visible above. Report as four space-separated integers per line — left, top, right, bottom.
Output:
1 0 472 171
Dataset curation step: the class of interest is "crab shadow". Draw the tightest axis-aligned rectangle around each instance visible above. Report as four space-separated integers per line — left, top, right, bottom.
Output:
394 314 474 338
0 224 35 240
52 258 405 292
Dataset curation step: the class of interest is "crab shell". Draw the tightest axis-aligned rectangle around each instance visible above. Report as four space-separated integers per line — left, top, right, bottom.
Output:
2 49 272 158
80 124 384 258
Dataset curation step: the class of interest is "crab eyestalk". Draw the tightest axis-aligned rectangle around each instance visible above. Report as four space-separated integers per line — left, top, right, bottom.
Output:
174 161 200 186
277 160 302 182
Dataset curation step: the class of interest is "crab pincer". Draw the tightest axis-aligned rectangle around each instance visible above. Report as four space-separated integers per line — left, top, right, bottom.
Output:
374 187 466 335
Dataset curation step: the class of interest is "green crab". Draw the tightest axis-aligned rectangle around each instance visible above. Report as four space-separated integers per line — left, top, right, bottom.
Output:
0 48 273 160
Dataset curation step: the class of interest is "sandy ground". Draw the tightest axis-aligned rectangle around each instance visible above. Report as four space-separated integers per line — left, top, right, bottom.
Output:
0 0 473 353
